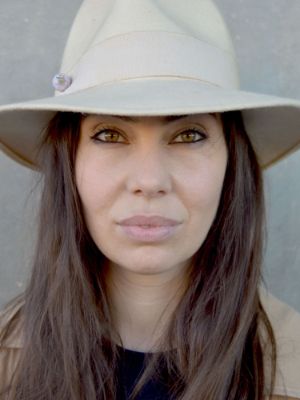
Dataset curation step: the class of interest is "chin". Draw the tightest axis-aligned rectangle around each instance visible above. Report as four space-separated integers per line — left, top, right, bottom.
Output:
97 243 191 276
110 252 189 277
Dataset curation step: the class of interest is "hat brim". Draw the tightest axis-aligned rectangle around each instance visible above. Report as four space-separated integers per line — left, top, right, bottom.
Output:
0 78 300 169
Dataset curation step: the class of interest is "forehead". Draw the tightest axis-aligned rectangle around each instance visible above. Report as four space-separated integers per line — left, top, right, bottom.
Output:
111 115 189 123
85 113 219 124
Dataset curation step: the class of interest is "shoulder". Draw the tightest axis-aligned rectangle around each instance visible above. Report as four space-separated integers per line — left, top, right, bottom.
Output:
0 299 23 394
269 397 300 400
260 287 300 399
0 300 23 348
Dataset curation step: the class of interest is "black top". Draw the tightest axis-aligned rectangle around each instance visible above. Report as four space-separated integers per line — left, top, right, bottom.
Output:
116 347 173 400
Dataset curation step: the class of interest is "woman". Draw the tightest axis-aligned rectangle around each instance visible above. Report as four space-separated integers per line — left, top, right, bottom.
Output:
0 1 300 399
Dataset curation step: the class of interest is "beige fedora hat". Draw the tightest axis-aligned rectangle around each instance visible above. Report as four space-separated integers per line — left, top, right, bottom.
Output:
1 0 300 169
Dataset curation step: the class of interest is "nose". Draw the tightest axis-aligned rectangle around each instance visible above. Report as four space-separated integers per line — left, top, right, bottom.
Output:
126 148 172 198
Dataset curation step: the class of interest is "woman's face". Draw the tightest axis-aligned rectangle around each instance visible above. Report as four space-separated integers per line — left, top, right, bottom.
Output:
75 113 227 277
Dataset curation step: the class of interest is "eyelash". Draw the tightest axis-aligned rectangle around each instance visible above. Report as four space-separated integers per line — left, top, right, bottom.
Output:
91 127 207 144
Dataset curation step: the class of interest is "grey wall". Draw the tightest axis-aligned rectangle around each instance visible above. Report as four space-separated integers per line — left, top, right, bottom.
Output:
1 0 300 310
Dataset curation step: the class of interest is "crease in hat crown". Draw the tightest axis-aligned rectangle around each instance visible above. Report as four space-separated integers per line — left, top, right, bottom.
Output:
54 0 240 96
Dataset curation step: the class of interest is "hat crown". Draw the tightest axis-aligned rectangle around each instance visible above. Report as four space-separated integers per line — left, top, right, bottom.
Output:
57 0 240 94
61 0 237 73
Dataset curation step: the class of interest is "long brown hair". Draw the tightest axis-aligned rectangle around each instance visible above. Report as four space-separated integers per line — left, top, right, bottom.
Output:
1 111 276 399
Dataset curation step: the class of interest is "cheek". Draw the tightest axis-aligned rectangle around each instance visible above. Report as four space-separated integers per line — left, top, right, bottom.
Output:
172 133 227 210
193 182 223 234
182 156 227 211
75 151 115 219
181 156 227 247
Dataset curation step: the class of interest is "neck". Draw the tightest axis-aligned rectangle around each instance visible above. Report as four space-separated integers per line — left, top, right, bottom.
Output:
105 263 189 352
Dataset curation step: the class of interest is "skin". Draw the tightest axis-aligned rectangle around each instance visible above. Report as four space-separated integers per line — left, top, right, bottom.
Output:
75 113 228 350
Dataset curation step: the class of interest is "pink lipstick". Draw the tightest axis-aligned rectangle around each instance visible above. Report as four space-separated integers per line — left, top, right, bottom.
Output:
117 215 181 242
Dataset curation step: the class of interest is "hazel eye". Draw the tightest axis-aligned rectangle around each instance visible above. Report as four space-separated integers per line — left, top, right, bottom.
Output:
92 129 126 143
171 129 206 144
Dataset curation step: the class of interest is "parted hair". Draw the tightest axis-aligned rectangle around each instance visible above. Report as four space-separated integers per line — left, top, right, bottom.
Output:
0 111 276 400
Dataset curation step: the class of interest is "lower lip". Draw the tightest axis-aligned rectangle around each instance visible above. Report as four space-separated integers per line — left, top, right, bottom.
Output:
118 225 179 242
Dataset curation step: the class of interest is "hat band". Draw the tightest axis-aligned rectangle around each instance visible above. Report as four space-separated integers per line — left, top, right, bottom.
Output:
58 31 240 96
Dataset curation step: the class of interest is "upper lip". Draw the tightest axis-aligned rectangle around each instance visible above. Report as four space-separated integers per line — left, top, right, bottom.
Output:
118 215 181 227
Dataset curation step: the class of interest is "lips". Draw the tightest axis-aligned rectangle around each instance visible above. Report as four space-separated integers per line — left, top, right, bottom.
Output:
117 215 181 242
118 215 180 227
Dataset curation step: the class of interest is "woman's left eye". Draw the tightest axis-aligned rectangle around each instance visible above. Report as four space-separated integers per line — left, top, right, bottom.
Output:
171 129 207 144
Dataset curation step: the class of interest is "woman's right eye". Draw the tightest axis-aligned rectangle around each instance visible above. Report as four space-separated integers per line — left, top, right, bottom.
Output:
92 129 127 143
